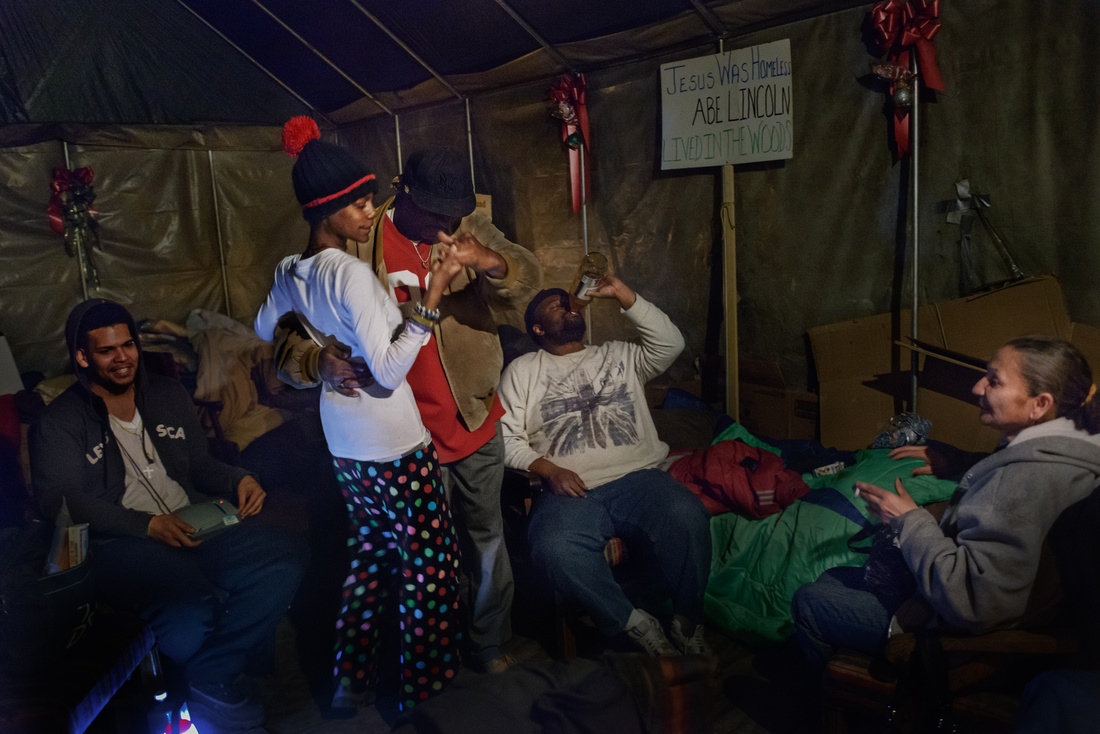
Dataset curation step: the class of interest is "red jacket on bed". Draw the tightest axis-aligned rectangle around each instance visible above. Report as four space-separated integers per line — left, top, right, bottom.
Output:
668 439 809 518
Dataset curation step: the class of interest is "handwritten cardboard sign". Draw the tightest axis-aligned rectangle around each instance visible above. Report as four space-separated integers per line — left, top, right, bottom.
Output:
660 39 793 170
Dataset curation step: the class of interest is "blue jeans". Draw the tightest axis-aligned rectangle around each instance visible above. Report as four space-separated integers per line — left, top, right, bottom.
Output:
92 520 306 685
527 468 711 636
790 565 896 670
1016 669 1100 734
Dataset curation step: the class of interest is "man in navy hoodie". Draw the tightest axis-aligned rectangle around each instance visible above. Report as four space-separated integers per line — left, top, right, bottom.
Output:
31 299 305 730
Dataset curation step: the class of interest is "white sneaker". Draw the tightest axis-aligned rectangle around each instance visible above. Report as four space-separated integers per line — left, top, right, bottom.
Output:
625 610 677 656
670 617 713 657
331 684 376 710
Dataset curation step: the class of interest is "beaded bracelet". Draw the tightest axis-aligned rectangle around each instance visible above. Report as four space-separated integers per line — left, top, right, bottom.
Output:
414 302 440 322
409 312 436 331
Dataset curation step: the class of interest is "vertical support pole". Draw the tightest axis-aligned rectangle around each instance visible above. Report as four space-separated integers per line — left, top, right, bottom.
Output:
73 228 89 302
465 97 476 192
395 114 403 174
715 37 739 419
63 142 90 301
721 163 738 420
208 150 233 318
910 54 921 412
579 143 592 345
579 144 589 258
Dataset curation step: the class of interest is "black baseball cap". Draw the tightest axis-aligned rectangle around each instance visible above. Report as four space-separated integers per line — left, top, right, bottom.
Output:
401 147 476 218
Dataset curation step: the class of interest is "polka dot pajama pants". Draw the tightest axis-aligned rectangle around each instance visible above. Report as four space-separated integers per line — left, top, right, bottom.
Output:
332 444 462 710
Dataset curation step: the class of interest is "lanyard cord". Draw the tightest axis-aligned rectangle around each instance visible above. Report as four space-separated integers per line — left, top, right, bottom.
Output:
109 412 154 463
113 425 174 515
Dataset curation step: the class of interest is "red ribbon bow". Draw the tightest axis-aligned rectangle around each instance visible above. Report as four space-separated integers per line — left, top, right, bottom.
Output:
870 0 946 157
549 73 591 214
48 166 97 235
871 0 945 91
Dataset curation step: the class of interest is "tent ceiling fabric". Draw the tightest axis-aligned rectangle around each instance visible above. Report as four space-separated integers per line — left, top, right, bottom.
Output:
0 0 867 126
0 0 313 126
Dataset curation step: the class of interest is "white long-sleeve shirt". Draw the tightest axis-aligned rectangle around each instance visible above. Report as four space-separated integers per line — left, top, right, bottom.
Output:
255 248 430 462
499 294 685 489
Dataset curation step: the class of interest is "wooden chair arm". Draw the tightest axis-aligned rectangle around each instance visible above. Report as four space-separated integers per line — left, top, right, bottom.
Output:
939 628 1079 655
886 627 1080 665
502 468 542 502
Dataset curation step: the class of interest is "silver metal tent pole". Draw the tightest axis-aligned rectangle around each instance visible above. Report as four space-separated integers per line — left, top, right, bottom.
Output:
493 0 575 73
173 0 337 126
345 0 468 180
248 0 394 117
207 151 233 317
579 145 589 258
465 98 476 191
910 54 920 412
395 114 403 175
62 142 89 301
687 0 727 36
579 142 591 345
345 0 464 103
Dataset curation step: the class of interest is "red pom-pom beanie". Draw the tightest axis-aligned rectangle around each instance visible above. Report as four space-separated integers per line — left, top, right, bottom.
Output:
282 116 377 225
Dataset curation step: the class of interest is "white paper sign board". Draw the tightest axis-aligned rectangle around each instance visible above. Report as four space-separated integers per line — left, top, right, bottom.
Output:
660 39 793 170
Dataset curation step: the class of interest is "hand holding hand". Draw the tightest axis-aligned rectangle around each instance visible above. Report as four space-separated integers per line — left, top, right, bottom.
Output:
318 342 373 397
148 513 201 548
856 478 918 524
431 242 465 283
423 243 464 310
440 231 507 277
236 475 266 518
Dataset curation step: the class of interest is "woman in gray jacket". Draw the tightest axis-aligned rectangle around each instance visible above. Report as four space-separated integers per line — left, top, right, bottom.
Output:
792 335 1100 669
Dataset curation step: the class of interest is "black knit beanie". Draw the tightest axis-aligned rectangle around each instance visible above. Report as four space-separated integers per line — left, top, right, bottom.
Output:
282 116 377 226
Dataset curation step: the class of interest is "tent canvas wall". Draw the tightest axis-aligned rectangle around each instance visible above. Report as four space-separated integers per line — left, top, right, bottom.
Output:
0 128 308 373
2 1 1099 451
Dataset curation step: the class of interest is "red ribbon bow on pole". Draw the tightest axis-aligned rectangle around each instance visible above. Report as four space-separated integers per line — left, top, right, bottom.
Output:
870 0 946 157
549 73 591 214
48 166 97 236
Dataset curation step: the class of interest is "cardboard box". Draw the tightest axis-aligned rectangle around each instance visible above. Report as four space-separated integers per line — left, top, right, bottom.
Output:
808 304 941 450
644 378 703 410
738 358 819 440
1069 322 1100 375
809 276 1083 452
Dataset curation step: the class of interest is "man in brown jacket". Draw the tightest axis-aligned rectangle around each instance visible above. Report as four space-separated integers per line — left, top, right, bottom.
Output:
274 147 541 674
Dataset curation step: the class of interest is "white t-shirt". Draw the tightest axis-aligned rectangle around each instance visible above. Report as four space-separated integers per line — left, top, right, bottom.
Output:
499 294 685 489
109 409 190 515
254 248 430 462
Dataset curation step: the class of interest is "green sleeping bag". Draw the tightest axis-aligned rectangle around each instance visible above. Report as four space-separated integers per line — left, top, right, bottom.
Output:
703 445 958 644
